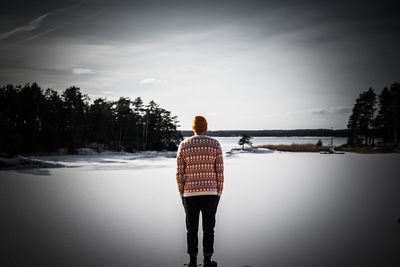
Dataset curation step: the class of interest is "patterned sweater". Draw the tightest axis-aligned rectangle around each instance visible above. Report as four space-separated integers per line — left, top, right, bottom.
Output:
176 134 224 197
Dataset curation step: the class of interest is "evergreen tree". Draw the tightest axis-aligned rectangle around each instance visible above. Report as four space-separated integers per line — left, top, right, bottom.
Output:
347 88 377 146
19 83 45 152
359 88 377 145
316 139 323 147
372 83 400 145
131 97 145 150
41 88 64 151
62 86 89 153
0 84 23 155
388 83 400 145
143 100 161 150
238 134 253 150
86 98 114 150
347 102 362 146
113 97 133 151
373 87 392 143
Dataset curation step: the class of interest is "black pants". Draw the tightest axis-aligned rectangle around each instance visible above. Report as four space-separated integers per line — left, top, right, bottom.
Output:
182 195 219 256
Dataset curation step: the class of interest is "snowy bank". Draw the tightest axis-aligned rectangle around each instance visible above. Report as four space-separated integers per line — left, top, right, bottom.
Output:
0 156 65 170
226 147 273 156
0 150 178 170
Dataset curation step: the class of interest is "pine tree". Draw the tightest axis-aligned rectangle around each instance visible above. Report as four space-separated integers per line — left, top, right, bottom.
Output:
347 88 376 146
62 86 90 153
374 87 392 143
373 82 400 145
238 134 253 150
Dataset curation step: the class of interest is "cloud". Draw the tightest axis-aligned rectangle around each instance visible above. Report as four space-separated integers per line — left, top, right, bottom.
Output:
72 68 94 75
309 106 352 115
101 90 115 95
9 25 62 46
285 111 302 117
309 108 329 115
274 106 352 117
0 13 52 40
0 1 85 40
140 78 162 85
330 106 353 114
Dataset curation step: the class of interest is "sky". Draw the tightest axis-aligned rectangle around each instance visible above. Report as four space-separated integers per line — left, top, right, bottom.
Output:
0 0 399 130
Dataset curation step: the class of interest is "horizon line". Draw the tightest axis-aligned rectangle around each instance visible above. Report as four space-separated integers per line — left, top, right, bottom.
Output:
179 128 348 131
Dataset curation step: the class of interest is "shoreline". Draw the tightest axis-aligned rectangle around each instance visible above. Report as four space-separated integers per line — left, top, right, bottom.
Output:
0 150 177 170
1 143 398 170
251 144 399 153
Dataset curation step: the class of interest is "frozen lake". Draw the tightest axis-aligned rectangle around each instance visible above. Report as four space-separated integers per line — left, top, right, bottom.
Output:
1 137 399 267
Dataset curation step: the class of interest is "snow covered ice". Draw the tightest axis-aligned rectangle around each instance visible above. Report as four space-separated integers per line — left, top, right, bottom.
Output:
1 137 399 267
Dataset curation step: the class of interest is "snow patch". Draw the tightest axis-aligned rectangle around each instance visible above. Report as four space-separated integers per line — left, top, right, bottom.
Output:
0 156 65 169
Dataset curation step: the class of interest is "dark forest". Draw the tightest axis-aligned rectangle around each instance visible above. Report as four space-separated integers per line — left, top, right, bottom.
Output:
0 83 183 156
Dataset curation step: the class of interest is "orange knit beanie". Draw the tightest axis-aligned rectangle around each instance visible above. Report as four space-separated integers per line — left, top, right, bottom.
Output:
192 116 208 133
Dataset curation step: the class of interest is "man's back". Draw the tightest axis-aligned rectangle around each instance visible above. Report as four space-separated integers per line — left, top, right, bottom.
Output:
178 116 222 266
176 135 224 197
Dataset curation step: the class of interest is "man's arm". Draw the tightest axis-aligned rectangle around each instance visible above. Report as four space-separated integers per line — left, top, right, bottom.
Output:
215 142 224 197
176 143 186 197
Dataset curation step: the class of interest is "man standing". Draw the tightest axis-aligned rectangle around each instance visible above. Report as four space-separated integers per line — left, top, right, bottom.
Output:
176 116 224 267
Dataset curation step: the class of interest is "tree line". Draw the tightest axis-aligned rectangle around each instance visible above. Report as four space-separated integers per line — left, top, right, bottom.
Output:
347 82 400 146
0 83 183 155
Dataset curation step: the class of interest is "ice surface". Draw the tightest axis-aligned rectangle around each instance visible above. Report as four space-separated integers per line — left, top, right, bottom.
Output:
1 137 399 266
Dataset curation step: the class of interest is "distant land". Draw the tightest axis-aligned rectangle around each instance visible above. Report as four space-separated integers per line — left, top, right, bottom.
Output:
180 129 348 137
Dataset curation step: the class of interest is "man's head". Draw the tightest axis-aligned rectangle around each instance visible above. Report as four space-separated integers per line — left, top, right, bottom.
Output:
192 115 207 134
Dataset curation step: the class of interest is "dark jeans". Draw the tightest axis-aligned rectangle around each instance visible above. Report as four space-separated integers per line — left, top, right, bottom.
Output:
182 195 220 256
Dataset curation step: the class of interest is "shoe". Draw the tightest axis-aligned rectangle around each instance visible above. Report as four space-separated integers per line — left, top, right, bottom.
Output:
203 260 217 267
